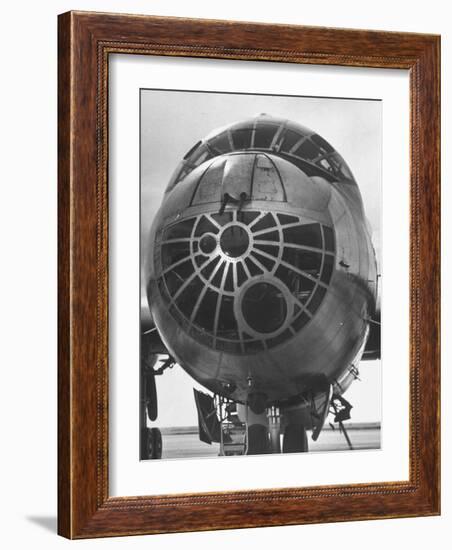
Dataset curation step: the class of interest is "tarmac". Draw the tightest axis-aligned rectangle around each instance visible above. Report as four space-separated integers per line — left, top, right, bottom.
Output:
157 423 381 460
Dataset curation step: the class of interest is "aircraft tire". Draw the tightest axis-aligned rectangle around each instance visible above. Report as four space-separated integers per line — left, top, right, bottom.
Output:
151 427 162 459
140 428 154 459
282 424 308 453
140 427 163 459
247 424 270 455
145 372 158 421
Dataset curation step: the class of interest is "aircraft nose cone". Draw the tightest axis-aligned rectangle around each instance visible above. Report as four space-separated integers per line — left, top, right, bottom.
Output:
156 205 336 355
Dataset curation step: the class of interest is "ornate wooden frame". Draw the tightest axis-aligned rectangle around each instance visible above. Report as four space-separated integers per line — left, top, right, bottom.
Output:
58 11 440 539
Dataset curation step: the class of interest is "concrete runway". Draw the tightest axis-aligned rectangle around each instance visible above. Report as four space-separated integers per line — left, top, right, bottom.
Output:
159 424 380 460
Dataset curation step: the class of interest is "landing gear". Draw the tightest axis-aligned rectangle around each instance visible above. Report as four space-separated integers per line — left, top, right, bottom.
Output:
282 424 308 453
140 365 160 459
140 427 162 460
139 346 175 460
246 424 270 455
144 369 157 421
194 393 313 456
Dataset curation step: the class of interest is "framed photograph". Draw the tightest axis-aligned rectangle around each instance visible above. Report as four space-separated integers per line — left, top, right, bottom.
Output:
58 11 440 538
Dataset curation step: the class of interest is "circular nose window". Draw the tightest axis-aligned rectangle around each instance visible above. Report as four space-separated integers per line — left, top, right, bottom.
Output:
242 282 287 334
220 225 249 258
199 233 217 254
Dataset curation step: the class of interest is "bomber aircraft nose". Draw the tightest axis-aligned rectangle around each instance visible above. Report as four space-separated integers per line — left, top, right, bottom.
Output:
145 113 378 419
156 197 335 356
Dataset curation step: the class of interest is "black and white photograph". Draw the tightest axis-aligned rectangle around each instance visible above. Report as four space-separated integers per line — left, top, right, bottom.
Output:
139 89 382 460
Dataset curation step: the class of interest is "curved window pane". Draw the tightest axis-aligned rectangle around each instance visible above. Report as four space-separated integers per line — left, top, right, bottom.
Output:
283 224 322 249
242 283 287 334
254 123 278 148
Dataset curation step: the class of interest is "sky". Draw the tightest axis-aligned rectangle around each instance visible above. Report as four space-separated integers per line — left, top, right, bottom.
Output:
140 89 382 426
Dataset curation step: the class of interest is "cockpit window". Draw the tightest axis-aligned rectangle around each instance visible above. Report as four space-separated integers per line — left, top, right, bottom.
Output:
231 128 252 149
183 140 202 160
157 210 336 354
311 134 335 154
191 148 213 168
254 123 278 148
292 138 318 160
167 116 356 192
279 129 301 153
209 132 232 154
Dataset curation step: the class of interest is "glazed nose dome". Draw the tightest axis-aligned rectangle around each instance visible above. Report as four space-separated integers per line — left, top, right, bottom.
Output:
157 205 336 355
